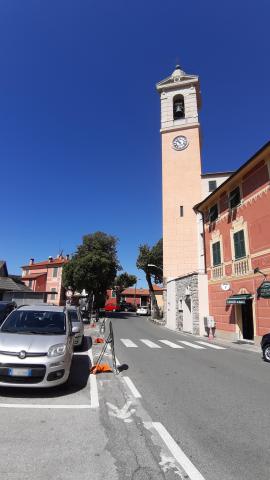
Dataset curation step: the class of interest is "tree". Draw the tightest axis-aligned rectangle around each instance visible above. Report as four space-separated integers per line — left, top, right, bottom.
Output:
114 272 137 304
136 239 163 318
62 231 120 310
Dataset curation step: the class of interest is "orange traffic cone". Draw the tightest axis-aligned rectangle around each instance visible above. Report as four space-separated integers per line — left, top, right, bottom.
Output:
90 363 112 374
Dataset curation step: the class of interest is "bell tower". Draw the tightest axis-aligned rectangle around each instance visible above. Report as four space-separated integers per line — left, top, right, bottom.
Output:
156 65 202 282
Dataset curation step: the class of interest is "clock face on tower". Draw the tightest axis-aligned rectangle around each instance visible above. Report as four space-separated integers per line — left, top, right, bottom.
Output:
172 135 189 151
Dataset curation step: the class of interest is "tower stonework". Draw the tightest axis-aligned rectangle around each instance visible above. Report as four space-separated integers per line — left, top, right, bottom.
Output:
156 66 209 333
156 65 202 282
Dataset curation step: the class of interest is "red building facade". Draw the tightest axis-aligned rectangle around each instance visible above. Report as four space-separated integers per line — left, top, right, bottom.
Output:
196 142 270 345
21 256 69 306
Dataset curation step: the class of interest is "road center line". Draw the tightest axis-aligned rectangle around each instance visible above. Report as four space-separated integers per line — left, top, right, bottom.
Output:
123 376 142 398
88 347 99 408
152 422 206 480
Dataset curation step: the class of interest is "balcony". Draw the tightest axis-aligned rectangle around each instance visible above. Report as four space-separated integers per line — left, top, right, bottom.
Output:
212 264 224 280
233 257 250 276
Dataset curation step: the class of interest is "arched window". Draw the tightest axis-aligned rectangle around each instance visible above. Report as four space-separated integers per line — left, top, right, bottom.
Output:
173 94 185 120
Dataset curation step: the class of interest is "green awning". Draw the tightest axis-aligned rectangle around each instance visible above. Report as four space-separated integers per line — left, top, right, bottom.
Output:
226 294 252 305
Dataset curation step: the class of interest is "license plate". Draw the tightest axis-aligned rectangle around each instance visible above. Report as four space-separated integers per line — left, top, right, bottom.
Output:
8 368 32 377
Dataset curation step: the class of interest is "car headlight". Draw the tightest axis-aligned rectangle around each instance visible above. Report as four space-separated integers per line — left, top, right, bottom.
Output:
47 343 66 357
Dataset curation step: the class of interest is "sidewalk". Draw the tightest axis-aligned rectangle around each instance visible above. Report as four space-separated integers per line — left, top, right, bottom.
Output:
148 316 261 353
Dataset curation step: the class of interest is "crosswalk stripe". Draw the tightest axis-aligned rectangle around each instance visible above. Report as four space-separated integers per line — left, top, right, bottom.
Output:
120 339 138 347
196 341 226 350
178 341 205 349
140 339 161 348
159 340 184 349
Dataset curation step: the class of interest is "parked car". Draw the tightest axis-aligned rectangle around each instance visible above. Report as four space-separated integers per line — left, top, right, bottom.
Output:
0 301 16 326
105 303 121 312
261 333 270 362
0 304 79 387
136 306 150 316
120 302 137 312
66 306 84 348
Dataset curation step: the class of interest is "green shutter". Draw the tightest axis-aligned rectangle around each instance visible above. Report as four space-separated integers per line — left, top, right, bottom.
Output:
212 242 221 266
234 230 246 259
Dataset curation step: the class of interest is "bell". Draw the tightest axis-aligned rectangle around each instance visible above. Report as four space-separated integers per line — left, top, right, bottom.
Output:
175 103 183 113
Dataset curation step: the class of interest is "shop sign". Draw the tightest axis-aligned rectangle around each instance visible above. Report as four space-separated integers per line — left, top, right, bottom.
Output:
257 281 270 299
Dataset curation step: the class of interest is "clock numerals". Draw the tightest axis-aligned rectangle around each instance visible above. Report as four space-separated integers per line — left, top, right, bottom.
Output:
172 135 188 151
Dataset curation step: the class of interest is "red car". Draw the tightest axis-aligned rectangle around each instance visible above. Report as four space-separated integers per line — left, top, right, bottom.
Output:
105 303 121 312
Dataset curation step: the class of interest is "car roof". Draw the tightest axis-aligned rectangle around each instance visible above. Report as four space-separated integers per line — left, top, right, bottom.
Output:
17 304 65 312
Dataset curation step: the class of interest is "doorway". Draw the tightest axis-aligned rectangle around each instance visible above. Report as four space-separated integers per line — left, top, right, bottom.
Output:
183 295 192 333
241 300 254 340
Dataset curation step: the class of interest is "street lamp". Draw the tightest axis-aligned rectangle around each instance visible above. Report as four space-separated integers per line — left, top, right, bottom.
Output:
254 267 267 280
147 264 163 271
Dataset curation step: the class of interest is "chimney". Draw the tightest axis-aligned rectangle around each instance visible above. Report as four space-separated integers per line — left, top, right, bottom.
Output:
29 258 34 265
66 254 70 260
48 256 53 263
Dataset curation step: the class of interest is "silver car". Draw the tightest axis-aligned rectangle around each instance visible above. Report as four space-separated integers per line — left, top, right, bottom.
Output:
66 306 84 348
0 305 79 388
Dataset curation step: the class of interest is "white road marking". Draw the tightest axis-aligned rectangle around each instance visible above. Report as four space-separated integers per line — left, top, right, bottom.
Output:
159 340 184 349
196 341 226 350
140 339 161 348
115 356 121 366
107 400 136 422
123 376 142 398
153 422 206 480
89 347 99 408
178 341 205 349
120 339 138 348
0 404 91 409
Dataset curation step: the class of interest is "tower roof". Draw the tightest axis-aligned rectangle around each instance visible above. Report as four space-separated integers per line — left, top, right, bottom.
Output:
156 64 199 92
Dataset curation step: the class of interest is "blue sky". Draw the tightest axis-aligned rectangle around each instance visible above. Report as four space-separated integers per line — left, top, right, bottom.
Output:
1 0 269 286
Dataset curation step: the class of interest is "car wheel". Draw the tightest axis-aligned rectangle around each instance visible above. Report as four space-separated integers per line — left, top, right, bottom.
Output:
263 344 270 362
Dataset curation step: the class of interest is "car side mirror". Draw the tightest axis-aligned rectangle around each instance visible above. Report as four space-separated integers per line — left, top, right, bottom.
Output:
71 325 80 335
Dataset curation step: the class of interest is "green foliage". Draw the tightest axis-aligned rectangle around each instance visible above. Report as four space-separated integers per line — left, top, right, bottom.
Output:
136 239 163 318
115 272 137 292
62 231 120 305
136 238 163 283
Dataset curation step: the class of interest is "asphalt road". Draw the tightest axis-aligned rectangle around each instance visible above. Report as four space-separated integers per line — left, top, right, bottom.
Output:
0 315 269 480
110 312 270 480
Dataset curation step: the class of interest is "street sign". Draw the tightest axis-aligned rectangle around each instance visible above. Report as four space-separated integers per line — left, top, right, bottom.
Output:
257 281 270 299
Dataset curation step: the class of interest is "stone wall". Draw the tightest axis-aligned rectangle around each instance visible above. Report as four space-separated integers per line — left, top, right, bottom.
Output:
175 273 199 334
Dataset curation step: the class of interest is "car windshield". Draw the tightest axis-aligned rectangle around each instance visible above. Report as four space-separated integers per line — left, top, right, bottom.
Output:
1 310 66 334
68 310 80 323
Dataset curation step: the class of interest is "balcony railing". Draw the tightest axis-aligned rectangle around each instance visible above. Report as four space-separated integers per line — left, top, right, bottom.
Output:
233 257 250 276
212 264 224 280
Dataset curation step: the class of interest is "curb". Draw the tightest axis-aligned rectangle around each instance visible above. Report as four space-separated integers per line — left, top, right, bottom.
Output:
145 317 261 353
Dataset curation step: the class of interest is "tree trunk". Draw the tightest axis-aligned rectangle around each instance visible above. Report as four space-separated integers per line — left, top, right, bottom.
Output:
146 272 160 319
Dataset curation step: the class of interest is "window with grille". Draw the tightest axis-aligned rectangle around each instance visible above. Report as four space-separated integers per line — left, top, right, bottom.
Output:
209 204 218 222
233 230 246 259
229 187 241 209
208 180 217 192
212 242 221 266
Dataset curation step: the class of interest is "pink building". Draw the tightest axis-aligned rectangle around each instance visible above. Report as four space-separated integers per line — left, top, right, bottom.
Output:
21 256 69 306
196 142 270 344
